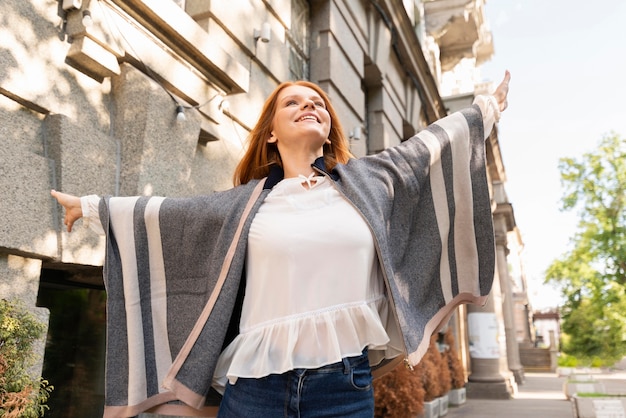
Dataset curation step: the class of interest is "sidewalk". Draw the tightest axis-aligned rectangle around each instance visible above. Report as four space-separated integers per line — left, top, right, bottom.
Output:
445 369 626 418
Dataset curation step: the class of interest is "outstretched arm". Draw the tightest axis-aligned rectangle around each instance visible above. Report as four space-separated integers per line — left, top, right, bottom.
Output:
51 190 82 232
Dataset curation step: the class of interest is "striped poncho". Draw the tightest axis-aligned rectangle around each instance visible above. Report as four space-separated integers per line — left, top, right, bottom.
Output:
99 97 498 417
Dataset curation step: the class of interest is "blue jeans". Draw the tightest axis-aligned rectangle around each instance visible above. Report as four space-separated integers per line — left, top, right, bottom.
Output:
217 349 374 417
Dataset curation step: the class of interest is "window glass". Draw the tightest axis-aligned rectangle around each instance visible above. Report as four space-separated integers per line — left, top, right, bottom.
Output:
288 0 309 80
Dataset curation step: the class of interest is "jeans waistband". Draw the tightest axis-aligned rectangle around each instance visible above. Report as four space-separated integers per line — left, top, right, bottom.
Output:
298 348 369 375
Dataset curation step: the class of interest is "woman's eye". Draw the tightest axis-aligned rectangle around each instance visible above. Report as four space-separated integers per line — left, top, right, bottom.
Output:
286 100 297 106
315 101 325 108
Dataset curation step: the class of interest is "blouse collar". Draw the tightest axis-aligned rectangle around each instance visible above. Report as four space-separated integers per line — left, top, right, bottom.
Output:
263 157 339 190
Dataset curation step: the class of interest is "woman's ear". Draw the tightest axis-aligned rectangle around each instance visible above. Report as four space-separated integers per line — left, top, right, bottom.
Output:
325 138 331 145
268 131 278 143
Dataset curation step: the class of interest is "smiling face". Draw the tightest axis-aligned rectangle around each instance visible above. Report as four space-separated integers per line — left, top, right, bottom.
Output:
233 80 353 185
269 85 332 157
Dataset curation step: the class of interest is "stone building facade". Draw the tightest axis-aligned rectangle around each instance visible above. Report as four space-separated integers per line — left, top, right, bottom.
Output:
0 0 535 414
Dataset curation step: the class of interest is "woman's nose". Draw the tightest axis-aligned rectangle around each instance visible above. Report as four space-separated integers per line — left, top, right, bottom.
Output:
302 99 314 109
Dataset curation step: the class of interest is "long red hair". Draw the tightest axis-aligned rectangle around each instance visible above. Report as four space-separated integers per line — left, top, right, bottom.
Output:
233 81 353 185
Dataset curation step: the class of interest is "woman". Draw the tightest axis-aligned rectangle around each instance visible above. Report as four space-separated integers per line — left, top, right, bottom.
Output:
52 71 510 418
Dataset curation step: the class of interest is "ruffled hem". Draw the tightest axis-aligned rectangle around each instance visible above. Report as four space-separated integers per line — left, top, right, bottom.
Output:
212 296 403 393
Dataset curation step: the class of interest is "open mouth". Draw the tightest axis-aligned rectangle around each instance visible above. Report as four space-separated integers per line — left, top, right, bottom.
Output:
296 114 319 123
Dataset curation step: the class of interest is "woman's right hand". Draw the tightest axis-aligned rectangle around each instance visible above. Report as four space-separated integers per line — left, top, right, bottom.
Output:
51 190 83 232
493 70 511 112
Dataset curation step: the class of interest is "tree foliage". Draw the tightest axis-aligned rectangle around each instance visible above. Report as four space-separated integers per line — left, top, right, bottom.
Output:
0 299 53 417
545 133 626 362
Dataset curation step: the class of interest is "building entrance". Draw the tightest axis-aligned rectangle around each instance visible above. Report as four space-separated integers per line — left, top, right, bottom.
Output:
37 268 106 417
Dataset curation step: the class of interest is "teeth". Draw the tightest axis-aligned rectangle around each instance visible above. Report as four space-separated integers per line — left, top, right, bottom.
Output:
298 115 317 122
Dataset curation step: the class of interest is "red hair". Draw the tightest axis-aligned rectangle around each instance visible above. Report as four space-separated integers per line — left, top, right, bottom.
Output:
233 81 353 185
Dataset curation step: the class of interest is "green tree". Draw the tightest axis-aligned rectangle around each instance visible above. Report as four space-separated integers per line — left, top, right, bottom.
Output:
0 299 53 417
546 133 626 364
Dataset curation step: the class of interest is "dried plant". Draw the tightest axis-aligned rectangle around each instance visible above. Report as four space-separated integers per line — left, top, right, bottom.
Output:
434 333 452 395
443 328 466 389
418 334 446 400
373 329 466 415
374 361 425 418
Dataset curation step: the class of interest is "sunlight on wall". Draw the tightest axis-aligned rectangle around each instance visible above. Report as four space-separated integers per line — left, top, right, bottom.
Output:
2 255 42 303
7 253 40 276
33 230 59 257
71 238 106 266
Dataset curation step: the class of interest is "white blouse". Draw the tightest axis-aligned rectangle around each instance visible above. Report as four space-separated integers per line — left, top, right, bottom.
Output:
212 175 403 393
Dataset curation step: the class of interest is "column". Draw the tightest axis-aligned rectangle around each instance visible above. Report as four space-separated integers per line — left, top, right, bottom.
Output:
493 209 525 385
465 260 516 399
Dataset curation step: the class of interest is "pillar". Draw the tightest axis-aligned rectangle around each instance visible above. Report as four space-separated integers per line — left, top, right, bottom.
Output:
493 212 525 385
465 203 521 398
465 261 516 399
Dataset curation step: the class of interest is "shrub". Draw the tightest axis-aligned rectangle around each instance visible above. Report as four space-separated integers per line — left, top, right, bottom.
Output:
577 393 626 398
373 332 461 416
590 357 604 368
557 353 579 367
443 328 465 389
557 352 620 369
374 361 424 418
0 299 53 417
418 335 448 401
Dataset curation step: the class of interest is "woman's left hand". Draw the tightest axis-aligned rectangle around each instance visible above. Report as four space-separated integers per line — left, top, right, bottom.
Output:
51 190 82 232
493 70 511 112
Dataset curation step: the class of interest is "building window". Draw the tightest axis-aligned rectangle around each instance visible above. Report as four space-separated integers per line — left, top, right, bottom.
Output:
287 0 309 80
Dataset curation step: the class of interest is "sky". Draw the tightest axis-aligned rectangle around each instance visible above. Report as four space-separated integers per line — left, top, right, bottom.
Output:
478 0 626 309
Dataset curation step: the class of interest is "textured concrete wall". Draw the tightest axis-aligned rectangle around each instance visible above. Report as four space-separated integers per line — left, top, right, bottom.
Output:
0 102 56 258
111 65 203 197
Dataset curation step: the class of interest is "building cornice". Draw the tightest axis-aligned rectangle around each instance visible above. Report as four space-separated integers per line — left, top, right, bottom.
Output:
62 0 249 106
107 0 249 93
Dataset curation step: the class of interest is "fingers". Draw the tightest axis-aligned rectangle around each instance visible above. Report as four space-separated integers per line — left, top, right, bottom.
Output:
51 189 70 205
502 70 511 85
65 216 74 233
51 189 67 207
494 70 511 112
495 71 510 96
62 205 75 233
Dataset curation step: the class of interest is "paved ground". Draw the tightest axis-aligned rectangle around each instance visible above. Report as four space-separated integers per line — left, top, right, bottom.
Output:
446 368 626 418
